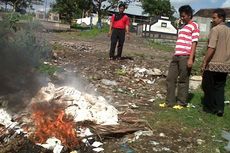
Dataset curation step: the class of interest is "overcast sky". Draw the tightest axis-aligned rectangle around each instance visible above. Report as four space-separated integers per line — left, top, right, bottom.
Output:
37 0 230 14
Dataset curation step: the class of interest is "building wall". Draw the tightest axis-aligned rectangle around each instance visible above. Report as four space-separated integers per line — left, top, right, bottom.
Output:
193 16 211 39
143 19 177 34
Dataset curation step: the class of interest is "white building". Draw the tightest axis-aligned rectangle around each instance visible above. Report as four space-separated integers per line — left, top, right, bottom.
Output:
137 16 177 39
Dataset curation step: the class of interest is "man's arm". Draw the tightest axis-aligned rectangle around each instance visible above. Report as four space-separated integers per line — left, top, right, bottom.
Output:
125 17 130 39
187 42 198 68
108 15 114 37
201 47 215 71
201 27 217 72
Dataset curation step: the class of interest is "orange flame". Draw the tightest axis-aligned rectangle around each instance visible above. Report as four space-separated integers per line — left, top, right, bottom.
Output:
31 102 78 148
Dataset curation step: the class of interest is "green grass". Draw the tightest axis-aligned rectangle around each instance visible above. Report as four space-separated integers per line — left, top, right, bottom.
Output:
146 78 230 152
192 46 206 75
77 25 109 38
52 43 66 50
56 25 109 40
37 63 60 75
115 68 126 76
148 40 174 52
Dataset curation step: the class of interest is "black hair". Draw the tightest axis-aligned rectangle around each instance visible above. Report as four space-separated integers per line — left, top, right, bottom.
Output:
179 5 193 18
213 8 226 22
119 3 126 8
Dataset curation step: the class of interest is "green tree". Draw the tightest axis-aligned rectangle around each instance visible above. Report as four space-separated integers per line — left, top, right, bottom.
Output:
93 0 130 29
51 0 82 24
51 0 94 24
0 0 43 12
141 0 175 18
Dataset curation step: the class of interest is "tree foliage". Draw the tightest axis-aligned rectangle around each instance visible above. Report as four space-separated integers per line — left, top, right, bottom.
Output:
93 0 130 28
51 0 95 24
0 0 43 12
50 0 131 26
141 0 175 18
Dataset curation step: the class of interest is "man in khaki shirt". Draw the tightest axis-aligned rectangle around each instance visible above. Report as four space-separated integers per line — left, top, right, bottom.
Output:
202 8 230 117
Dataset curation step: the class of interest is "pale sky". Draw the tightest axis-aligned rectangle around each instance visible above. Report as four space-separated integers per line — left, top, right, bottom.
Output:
36 0 230 15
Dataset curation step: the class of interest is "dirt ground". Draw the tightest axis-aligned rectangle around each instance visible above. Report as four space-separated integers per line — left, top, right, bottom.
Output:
44 31 200 153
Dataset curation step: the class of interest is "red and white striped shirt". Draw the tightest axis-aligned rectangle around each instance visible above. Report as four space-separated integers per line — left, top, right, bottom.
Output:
174 21 200 56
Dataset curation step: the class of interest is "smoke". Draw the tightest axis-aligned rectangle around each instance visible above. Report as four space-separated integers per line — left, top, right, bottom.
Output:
53 67 97 95
0 16 51 112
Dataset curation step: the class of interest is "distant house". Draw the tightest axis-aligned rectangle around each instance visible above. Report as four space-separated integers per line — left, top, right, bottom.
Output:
35 11 70 31
137 16 177 39
194 8 230 39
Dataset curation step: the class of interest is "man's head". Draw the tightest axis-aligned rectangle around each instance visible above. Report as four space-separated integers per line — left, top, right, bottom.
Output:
179 5 193 24
118 3 126 13
212 9 226 26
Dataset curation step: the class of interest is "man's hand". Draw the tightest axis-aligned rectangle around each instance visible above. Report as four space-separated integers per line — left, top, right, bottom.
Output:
201 61 207 74
187 58 193 68
108 31 111 37
126 32 130 40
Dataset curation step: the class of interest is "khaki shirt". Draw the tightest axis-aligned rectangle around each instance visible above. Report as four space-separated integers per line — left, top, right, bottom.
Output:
206 23 230 72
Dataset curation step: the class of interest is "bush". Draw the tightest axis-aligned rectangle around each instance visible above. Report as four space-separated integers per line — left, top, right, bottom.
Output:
0 14 51 93
70 23 91 30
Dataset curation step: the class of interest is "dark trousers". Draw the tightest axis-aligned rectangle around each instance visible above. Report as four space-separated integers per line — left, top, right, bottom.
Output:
109 28 125 58
202 70 227 112
166 55 191 104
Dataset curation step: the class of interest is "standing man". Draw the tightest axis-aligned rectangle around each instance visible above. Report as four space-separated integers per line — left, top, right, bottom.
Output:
108 3 130 60
201 9 230 117
166 5 200 107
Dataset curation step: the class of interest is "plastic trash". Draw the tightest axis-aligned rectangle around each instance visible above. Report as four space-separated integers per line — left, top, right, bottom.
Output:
222 130 230 152
120 144 135 153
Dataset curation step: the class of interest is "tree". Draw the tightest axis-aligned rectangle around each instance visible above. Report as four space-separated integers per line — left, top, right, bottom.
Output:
51 0 81 24
51 0 94 24
93 0 130 29
0 0 43 12
141 0 175 18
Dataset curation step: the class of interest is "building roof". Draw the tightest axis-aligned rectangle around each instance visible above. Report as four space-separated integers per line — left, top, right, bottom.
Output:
194 8 230 18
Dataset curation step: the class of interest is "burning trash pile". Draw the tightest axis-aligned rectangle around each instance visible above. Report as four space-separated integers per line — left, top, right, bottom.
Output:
33 83 119 125
0 83 119 152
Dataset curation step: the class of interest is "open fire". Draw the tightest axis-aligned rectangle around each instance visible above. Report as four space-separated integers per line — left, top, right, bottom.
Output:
0 83 119 152
31 102 78 148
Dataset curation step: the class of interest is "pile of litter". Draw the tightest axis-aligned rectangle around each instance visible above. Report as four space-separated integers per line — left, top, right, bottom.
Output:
0 83 119 153
34 83 119 125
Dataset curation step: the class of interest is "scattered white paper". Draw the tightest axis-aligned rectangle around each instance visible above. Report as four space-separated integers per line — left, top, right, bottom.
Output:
92 147 104 152
91 141 103 148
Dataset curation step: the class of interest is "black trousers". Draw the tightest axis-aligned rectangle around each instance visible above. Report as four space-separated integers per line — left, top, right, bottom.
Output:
202 70 227 112
109 28 125 58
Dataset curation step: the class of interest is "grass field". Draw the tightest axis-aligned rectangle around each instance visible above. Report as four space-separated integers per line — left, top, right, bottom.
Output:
148 78 230 152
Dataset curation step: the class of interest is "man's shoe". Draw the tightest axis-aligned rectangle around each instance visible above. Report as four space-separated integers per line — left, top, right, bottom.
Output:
165 103 175 108
116 56 122 61
109 57 116 60
216 110 224 117
177 101 188 107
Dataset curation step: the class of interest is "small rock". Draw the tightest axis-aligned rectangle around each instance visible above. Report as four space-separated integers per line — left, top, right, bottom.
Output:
190 76 202 81
215 148 221 153
196 139 205 145
150 141 160 145
101 79 118 86
159 133 166 137
153 68 162 75
162 147 171 151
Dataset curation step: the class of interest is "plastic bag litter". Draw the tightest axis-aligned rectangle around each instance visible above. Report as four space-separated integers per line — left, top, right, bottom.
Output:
222 130 230 152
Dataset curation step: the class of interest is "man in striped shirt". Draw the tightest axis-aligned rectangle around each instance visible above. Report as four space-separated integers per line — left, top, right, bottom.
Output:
166 5 200 107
